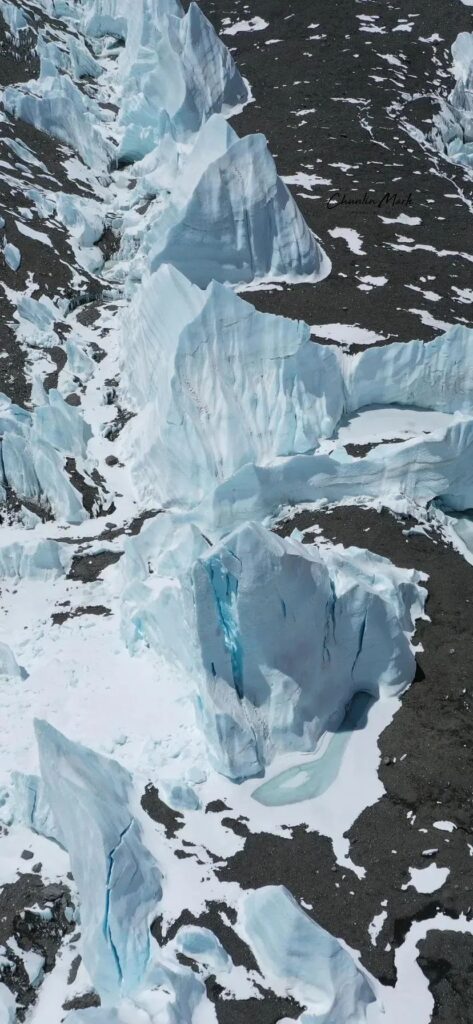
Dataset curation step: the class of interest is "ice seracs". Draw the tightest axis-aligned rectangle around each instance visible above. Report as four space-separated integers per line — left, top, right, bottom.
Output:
432 32 473 169
34 720 163 1003
115 1 249 162
120 264 342 508
145 114 330 287
240 886 377 1023
191 522 425 779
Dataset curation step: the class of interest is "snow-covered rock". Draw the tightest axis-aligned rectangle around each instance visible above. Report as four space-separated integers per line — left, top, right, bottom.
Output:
145 115 329 287
34 720 163 1003
240 886 376 1022
120 265 341 507
191 522 425 779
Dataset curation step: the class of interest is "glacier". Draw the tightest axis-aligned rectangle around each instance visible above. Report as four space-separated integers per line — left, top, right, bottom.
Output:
34 720 164 1003
191 522 425 779
3 62 111 172
239 886 376 1022
120 271 473 518
120 264 342 507
142 114 330 287
432 31 473 169
113 0 249 162
0 389 96 524
202 417 473 535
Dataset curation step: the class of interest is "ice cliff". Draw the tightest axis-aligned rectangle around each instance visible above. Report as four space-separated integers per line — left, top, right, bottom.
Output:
120 270 473 519
140 114 329 287
0 390 91 524
34 721 163 1002
432 32 473 169
240 886 376 1022
120 264 342 507
191 522 425 779
108 0 249 162
121 519 425 780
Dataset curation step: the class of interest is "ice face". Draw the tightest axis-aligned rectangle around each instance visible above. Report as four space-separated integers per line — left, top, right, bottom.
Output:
116 1 248 161
432 32 473 168
0 537 66 579
34 721 163 1003
4 69 111 171
3 243 21 271
239 886 376 1022
0 389 91 524
0 642 25 680
121 265 341 507
191 522 425 779
0 982 16 1024
120 516 208 672
201 417 473 536
345 324 473 415
146 116 330 287
12 772 64 844
174 926 231 973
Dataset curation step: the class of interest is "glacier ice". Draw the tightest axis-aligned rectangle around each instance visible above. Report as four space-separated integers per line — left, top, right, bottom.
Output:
120 515 209 672
202 417 473 535
3 243 21 271
120 265 342 507
12 771 64 845
0 642 25 680
0 389 91 524
4 66 111 171
174 925 231 973
191 521 425 779
0 537 66 579
145 115 329 287
0 983 15 1024
121 268 473 515
115 0 248 162
239 886 376 1022
432 32 473 169
34 720 163 1002
158 779 201 811
345 324 473 416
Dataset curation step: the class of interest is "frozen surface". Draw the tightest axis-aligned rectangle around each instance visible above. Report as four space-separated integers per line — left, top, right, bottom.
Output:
240 886 376 1021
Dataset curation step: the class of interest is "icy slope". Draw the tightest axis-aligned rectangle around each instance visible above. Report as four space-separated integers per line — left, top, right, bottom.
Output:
145 114 330 287
120 265 342 507
34 720 163 1003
